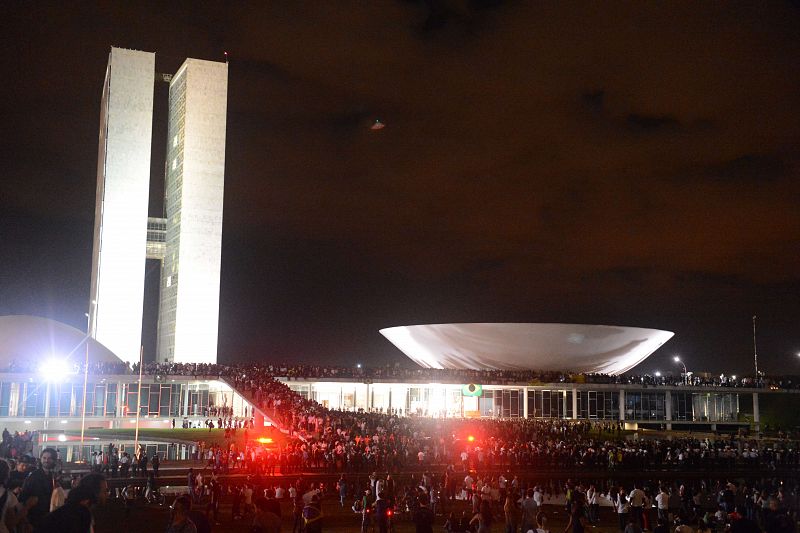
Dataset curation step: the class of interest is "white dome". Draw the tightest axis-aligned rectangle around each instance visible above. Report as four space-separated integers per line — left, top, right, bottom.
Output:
0 315 124 368
380 323 673 375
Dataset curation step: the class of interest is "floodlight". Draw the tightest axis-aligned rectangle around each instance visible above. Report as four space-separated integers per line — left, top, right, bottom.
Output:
38 358 72 381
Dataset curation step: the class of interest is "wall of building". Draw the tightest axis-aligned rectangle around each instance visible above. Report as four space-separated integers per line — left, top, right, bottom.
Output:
159 59 227 364
89 48 154 365
283 379 760 427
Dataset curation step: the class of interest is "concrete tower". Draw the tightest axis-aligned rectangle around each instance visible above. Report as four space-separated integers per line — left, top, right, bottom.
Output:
158 59 228 364
90 47 227 366
89 48 155 364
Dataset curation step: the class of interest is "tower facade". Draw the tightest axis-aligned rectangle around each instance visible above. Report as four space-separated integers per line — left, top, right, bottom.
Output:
89 48 155 364
158 59 228 364
90 47 227 366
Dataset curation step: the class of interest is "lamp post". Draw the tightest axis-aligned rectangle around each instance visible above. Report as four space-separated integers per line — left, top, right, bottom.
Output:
674 356 687 384
79 300 97 462
752 316 759 386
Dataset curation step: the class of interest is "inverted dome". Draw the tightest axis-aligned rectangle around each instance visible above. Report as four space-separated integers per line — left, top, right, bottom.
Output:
0 315 124 369
380 323 673 375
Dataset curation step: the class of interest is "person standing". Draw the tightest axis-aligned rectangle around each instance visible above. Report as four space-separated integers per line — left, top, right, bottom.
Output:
563 501 588 533
302 494 323 533
38 473 109 533
19 448 58 530
337 475 347 508
119 452 130 477
587 484 599 524
655 487 669 523
152 452 160 477
521 488 539 533
470 500 494 533
503 491 519 533
375 492 393 533
166 495 198 533
139 449 149 477
628 485 646 529
615 487 629 533
414 495 435 533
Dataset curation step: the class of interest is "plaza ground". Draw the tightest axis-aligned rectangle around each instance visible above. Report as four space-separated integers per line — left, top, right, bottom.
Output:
94 494 618 533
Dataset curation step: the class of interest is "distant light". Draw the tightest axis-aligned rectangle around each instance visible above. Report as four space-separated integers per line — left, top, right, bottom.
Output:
673 356 681 362
129 419 136 423
732 375 736 380
39 358 73 381
257 437 274 444
60 420 68 424
24 421 31 424
370 119 385 131
654 371 661 377
57 434 67 442
356 364 362 369
467 435 475 442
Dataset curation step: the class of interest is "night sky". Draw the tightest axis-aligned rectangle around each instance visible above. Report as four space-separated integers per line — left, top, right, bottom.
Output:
1 3 799 375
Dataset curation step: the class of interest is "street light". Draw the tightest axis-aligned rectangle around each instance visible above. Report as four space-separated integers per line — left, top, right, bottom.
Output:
80 299 97 462
674 356 688 384
654 371 661 377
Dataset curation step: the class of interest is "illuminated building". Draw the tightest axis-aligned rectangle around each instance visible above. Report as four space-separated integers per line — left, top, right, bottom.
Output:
88 47 155 365
380 323 674 374
158 58 228 364
89 47 227 366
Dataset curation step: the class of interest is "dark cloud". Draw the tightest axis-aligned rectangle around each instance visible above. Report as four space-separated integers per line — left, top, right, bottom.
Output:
1 2 799 373
581 89 605 113
626 113 681 133
704 154 789 183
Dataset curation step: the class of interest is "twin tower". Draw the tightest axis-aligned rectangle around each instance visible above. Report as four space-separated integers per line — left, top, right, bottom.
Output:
89 47 227 366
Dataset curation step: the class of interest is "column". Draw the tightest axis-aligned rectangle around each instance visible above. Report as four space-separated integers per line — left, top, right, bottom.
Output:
619 390 626 422
572 387 578 420
523 387 528 419
665 390 672 431
562 390 568 419
182 383 190 417
752 392 760 434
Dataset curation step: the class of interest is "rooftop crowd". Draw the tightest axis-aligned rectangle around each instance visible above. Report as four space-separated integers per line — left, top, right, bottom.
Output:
2 361 798 390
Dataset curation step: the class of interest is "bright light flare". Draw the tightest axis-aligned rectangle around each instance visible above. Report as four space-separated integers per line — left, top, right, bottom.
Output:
38 358 72 381
257 437 274 444
467 435 475 442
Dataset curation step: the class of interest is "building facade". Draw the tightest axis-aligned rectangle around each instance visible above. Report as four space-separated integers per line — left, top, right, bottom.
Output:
89 48 227 366
158 59 228 364
280 378 781 432
89 48 155 364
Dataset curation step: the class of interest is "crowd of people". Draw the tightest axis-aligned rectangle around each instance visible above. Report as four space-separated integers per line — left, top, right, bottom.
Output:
1 361 798 391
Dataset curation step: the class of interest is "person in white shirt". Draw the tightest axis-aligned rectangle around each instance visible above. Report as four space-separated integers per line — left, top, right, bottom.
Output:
533 486 544 507
629 485 646 528
587 484 599 523
655 487 670 522
616 487 630 532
